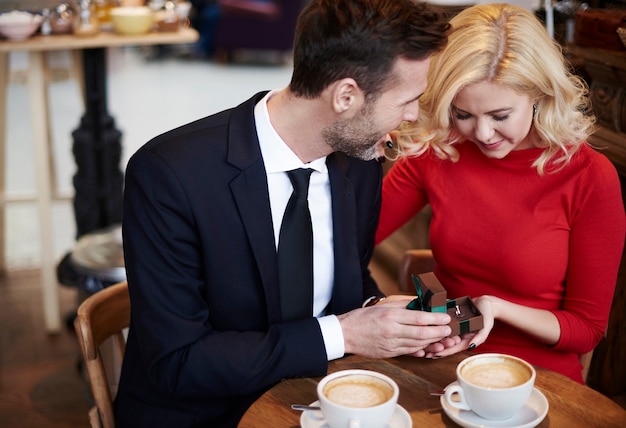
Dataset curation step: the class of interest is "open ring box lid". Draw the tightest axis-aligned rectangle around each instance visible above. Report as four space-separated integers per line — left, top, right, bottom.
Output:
406 272 483 337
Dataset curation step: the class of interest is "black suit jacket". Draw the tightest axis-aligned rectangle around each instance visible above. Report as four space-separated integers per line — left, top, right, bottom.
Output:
114 92 383 427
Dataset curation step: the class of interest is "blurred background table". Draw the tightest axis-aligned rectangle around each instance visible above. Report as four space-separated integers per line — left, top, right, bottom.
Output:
0 27 198 332
239 353 626 427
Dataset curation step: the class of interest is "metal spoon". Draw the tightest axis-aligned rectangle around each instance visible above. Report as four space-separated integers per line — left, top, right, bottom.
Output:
291 404 321 411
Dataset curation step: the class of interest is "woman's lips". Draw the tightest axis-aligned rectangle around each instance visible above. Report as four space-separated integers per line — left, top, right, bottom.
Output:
480 140 505 151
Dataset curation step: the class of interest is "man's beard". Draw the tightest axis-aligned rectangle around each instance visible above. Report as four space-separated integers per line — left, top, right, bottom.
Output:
322 104 383 161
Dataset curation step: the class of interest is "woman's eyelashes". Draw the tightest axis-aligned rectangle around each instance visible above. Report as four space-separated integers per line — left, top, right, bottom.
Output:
453 110 510 122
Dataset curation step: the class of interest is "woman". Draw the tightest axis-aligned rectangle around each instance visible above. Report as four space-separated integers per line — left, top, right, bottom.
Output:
376 3 625 383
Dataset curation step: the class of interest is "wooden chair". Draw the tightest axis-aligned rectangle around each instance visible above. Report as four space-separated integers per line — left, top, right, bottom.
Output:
74 281 130 428
398 249 595 382
398 249 436 293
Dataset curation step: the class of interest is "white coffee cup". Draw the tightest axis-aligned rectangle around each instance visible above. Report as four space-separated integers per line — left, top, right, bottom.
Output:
317 369 399 428
444 353 535 420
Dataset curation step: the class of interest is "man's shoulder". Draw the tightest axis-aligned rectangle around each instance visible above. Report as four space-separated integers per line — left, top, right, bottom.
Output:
135 92 268 156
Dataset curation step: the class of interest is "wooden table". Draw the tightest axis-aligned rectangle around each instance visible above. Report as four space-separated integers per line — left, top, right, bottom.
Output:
0 28 198 332
239 353 626 427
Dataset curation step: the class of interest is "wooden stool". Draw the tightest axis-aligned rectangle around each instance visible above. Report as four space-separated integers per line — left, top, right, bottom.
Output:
0 49 84 332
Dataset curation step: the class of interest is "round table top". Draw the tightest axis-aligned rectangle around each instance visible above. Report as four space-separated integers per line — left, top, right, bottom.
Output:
239 353 626 427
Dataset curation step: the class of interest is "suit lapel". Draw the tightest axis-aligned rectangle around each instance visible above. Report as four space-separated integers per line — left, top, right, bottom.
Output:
227 93 282 324
327 154 363 314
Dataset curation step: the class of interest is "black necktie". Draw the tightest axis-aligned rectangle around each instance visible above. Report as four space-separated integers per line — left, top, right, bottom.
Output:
278 168 314 322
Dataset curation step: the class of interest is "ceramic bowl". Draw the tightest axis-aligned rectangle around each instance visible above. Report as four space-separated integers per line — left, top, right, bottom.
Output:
0 11 43 41
155 11 179 32
110 6 154 35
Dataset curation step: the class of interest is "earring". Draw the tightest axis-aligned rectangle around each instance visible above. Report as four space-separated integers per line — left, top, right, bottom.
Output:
383 139 399 161
533 103 538 118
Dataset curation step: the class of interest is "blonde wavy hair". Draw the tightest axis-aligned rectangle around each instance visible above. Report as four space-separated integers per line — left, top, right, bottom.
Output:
395 3 594 174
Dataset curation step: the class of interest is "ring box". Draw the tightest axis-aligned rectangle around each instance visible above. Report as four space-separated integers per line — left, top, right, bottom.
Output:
406 272 483 337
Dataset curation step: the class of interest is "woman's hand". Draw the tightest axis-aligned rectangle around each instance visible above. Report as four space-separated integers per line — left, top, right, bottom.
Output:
420 295 498 358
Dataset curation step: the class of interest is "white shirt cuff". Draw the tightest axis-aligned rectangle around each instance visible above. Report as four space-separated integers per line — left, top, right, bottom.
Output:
317 315 345 361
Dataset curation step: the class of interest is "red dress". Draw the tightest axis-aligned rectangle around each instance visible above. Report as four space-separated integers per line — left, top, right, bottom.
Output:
376 142 625 383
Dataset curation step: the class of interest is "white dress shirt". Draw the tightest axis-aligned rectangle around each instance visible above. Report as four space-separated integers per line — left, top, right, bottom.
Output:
254 91 345 360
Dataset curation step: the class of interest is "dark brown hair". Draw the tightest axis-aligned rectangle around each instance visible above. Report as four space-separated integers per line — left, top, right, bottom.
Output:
290 0 450 98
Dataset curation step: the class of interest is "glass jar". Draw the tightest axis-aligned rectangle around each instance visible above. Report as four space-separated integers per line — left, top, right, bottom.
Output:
50 3 76 35
74 0 100 37
94 0 117 28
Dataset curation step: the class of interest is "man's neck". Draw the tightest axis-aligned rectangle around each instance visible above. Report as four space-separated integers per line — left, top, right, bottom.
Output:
267 89 333 164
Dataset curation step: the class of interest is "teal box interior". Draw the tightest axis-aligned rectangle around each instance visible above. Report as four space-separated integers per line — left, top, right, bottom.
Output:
407 272 483 337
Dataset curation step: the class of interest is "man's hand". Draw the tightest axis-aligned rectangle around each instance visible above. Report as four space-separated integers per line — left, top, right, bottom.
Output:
337 297 452 359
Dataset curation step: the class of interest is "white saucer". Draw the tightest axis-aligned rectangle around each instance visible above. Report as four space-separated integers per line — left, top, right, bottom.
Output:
300 401 412 428
440 382 549 428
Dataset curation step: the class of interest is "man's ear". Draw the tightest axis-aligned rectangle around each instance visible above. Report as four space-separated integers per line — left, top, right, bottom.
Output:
331 78 364 113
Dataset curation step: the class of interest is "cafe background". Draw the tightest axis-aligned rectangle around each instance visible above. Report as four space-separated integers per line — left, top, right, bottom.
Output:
0 0 625 427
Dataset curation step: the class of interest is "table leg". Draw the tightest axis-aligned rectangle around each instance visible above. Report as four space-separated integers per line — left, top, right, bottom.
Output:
29 51 61 333
71 48 123 238
71 50 86 106
0 52 8 275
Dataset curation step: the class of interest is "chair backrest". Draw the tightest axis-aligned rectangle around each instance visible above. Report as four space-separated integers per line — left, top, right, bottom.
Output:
397 249 595 382
74 281 130 428
398 249 436 292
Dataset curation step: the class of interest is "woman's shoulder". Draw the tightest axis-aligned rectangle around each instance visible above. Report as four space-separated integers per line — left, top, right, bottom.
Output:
574 143 620 178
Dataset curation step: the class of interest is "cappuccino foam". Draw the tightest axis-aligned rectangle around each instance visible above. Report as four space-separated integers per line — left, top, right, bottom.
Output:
463 360 531 389
323 375 394 408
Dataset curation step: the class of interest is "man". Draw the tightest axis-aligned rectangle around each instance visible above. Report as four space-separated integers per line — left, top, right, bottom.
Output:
115 1 451 426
